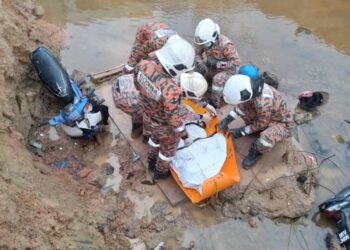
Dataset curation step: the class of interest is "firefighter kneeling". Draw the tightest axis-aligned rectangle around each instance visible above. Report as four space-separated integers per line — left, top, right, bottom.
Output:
219 74 295 169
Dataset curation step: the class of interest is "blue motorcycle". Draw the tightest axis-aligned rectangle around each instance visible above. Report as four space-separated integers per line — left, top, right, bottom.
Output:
31 47 109 139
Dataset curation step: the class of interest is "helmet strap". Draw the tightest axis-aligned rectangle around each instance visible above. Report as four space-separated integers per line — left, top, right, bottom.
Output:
252 77 264 98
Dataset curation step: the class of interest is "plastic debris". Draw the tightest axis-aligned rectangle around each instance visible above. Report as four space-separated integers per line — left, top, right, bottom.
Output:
51 159 68 169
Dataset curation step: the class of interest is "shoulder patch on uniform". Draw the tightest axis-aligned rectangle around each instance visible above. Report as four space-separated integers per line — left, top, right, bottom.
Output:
262 85 273 99
137 71 162 101
155 29 176 38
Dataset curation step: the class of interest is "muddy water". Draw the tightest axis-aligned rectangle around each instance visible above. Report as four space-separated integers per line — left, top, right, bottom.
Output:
37 0 350 248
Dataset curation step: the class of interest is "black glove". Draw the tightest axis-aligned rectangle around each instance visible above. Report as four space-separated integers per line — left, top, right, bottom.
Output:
206 57 217 68
230 127 247 139
195 63 208 76
217 111 237 130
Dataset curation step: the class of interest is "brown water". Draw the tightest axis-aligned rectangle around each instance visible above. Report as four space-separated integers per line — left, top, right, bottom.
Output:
36 0 350 248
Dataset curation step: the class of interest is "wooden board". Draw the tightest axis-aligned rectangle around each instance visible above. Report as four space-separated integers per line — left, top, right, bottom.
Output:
156 178 189 207
90 64 124 84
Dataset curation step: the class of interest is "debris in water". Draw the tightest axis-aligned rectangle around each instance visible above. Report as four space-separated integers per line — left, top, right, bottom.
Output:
295 26 312 36
334 134 346 144
248 216 259 228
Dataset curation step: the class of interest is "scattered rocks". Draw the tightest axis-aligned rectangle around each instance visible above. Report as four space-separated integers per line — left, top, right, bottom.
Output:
33 161 52 175
122 227 136 239
33 5 45 18
241 206 250 214
247 216 259 228
165 215 174 222
79 188 86 196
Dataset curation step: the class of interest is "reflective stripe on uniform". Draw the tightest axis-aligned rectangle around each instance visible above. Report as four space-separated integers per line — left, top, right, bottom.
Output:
258 137 274 148
212 85 224 93
154 29 176 38
148 138 160 147
173 123 185 133
124 64 134 72
158 151 173 162
244 126 252 135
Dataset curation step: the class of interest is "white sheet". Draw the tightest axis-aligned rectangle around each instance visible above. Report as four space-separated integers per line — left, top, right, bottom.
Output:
172 125 227 194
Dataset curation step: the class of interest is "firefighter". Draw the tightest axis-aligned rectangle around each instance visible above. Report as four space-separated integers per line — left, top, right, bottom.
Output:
112 72 216 141
219 74 294 169
194 18 240 108
124 22 177 73
134 35 196 180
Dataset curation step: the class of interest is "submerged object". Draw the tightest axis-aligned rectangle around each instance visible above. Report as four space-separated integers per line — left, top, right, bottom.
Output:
298 91 329 112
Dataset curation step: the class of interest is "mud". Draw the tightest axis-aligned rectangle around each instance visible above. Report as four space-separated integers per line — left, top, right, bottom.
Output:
217 138 318 220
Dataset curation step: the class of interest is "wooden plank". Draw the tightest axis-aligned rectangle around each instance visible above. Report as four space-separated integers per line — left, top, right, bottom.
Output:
156 177 188 206
90 64 124 84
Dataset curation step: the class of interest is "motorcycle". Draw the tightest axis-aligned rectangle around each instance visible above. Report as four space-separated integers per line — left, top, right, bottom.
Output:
31 47 109 139
319 185 350 249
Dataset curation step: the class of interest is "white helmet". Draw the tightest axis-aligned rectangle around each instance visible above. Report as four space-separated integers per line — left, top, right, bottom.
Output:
194 18 220 48
223 74 253 105
155 35 195 78
180 72 208 100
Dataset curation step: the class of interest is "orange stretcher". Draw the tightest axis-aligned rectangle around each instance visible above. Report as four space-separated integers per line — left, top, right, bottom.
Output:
170 99 240 204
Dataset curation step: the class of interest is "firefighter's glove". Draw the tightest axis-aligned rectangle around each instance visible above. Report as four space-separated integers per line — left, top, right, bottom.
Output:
230 126 247 139
195 63 208 76
206 57 217 68
204 103 217 116
180 130 193 147
123 64 134 73
184 136 194 147
218 110 237 130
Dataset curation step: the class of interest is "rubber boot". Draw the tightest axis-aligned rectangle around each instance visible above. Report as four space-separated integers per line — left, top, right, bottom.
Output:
153 154 171 180
148 156 157 172
143 135 150 144
153 169 171 181
147 138 159 172
242 143 263 169
131 122 143 139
